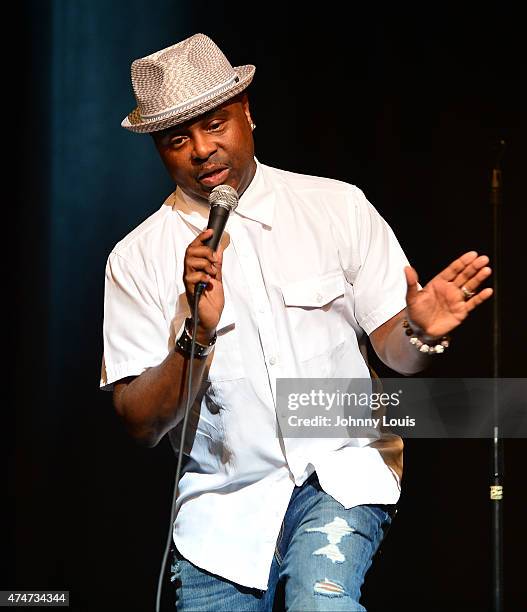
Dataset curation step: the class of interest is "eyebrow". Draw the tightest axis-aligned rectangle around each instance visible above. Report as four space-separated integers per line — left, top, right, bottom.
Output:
164 108 230 139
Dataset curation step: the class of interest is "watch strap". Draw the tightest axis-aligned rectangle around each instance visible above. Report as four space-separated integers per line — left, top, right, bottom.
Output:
176 318 216 359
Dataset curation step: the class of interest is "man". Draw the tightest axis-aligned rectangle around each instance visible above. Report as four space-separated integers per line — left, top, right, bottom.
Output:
100 33 492 611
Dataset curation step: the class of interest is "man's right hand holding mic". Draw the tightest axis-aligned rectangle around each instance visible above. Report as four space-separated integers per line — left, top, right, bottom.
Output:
183 228 225 345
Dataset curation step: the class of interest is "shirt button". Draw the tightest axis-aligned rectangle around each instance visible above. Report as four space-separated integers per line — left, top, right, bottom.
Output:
269 356 277 366
316 293 323 303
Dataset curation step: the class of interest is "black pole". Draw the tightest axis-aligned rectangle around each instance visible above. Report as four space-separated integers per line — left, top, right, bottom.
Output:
490 139 505 612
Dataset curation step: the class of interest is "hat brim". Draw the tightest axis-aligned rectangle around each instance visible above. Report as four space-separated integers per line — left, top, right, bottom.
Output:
121 64 255 134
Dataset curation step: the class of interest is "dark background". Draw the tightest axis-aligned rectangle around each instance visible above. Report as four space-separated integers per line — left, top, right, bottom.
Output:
11 2 526 611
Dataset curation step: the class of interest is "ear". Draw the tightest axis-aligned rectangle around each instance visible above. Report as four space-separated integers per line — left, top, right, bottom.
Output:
240 93 254 128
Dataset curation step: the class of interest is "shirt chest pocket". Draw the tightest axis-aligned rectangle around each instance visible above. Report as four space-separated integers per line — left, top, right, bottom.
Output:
280 270 347 361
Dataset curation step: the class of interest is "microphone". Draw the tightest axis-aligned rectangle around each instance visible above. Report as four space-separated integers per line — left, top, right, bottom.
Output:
195 184 239 297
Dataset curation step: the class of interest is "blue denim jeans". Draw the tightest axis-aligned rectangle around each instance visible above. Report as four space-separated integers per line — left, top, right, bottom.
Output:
171 472 395 611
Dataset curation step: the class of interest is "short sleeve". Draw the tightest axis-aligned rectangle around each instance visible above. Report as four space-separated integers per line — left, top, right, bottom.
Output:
100 252 170 390
352 190 409 335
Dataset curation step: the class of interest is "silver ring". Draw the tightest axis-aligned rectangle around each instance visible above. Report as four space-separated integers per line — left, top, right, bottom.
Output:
461 286 476 301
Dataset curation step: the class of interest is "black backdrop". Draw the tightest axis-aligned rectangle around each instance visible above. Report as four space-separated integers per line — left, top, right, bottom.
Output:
11 2 526 611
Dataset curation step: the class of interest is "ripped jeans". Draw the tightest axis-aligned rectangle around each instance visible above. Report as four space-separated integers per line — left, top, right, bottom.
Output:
171 472 395 611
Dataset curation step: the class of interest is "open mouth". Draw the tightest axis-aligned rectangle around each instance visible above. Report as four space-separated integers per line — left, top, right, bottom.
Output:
198 167 229 188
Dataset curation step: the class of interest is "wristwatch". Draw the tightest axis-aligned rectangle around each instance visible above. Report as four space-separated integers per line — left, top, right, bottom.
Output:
176 317 216 359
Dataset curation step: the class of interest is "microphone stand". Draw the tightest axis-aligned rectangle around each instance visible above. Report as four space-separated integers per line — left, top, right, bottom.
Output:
489 139 505 612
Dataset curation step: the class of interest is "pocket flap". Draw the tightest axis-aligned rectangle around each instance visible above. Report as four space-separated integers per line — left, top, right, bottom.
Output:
281 271 345 307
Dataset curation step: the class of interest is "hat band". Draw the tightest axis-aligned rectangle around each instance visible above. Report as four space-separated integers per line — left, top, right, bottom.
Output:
140 73 240 121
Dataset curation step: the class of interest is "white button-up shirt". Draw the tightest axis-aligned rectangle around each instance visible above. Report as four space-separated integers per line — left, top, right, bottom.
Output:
101 160 409 590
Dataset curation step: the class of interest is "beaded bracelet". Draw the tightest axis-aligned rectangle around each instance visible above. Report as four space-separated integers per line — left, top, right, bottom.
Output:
402 319 450 354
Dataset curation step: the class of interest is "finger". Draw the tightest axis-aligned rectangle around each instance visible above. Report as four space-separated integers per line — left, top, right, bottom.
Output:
214 242 225 264
404 266 419 302
186 256 218 276
189 228 214 247
459 266 492 293
452 255 490 288
214 243 224 283
465 287 493 312
187 245 216 262
185 271 211 292
439 251 478 281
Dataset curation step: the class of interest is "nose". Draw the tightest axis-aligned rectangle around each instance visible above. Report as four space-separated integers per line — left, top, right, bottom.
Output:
191 132 217 161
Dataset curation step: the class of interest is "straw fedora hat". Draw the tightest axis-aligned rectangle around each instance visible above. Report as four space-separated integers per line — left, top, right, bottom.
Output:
122 33 255 133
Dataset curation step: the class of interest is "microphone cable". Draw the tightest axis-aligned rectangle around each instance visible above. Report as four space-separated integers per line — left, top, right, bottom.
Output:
155 295 202 612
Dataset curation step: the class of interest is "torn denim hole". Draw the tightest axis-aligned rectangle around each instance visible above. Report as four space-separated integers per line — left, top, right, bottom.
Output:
313 578 347 597
170 560 179 583
306 516 355 563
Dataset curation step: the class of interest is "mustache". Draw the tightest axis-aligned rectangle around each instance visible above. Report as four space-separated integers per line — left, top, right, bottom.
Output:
195 162 229 180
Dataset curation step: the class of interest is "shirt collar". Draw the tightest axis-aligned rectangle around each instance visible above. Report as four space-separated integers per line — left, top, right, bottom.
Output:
171 158 275 230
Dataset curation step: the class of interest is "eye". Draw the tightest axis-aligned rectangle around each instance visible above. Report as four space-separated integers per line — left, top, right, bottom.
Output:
169 135 187 148
207 120 224 132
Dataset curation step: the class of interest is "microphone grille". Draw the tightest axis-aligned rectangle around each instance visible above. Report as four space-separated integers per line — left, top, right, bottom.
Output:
209 184 239 211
